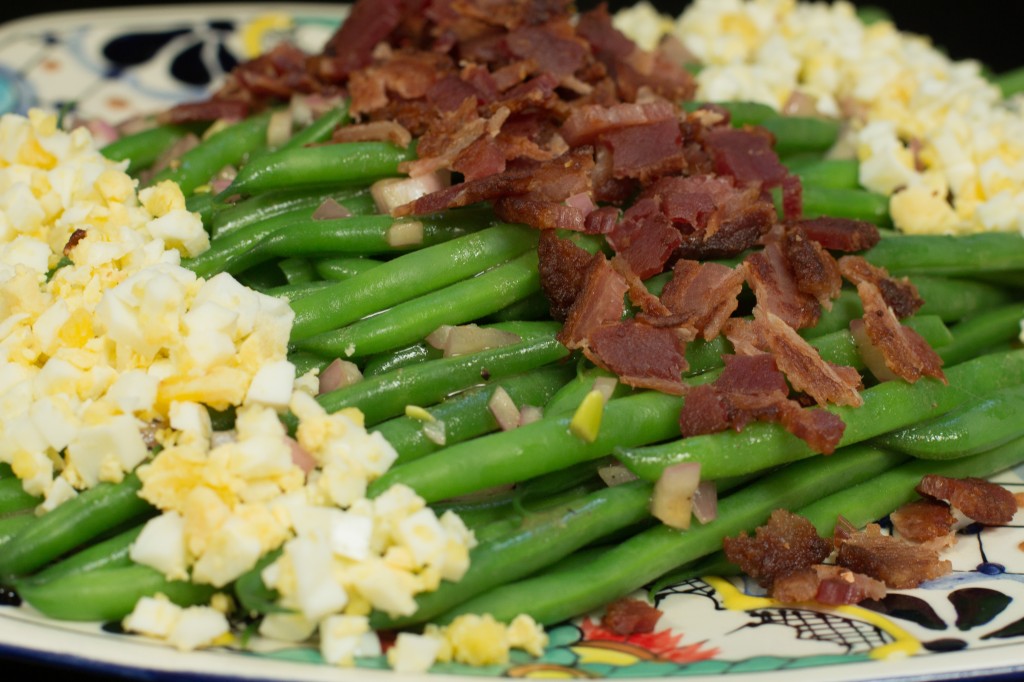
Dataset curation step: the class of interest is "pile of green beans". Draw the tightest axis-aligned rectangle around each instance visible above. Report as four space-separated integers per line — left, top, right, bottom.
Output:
2 92 1022 645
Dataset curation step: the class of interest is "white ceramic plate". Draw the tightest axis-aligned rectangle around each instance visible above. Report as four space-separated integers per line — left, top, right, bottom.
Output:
2 5 1024 681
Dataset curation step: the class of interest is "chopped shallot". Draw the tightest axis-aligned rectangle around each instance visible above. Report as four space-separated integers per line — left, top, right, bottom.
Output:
267 109 294 148
488 387 521 431
651 461 701 530
598 462 638 487
285 435 317 474
592 376 619 402
386 220 424 247
518 405 543 426
427 324 521 357
319 358 363 394
372 172 450 215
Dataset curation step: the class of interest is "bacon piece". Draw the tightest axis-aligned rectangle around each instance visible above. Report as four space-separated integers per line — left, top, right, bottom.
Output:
575 5 636 61
916 475 1018 526
600 597 662 635
838 255 923 319
584 320 689 395
890 500 956 549
649 260 744 340
505 20 588 78
451 135 507 181
560 101 677 146
557 252 627 349
772 565 887 605
836 523 951 589
610 256 670 317
537 230 592 321
703 127 799 218
606 198 682 279
448 0 575 31
776 402 846 454
330 120 412 147
403 98 508 178
677 384 732 436
758 310 864 408
722 318 768 356
584 206 620 234
796 216 880 252
783 228 842 310
493 196 584 230
743 242 821 331
723 509 832 589
854 280 945 384
318 0 408 81
600 118 685 182
159 99 251 124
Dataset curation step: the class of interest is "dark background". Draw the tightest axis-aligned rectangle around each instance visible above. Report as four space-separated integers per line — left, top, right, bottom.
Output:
0 0 1022 680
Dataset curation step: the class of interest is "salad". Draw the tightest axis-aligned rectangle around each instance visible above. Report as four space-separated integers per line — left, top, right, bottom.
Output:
1 0 1023 676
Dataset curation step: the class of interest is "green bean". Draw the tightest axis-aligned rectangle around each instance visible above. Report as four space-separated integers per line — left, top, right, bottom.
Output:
263 280 337 301
368 390 683 503
798 185 892 226
372 480 655 629
15 564 215 622
865 232 1024 276
210 187 372 240
294 251 540 357
617 348 1024 484
226 141 415 196
277 257 317 284
875 384 1024 459
185 208 489 279
29 525 143 583
786 158 860 189
311 325 569 426
759 116 841 157
314 257 384 281
362 341 443 377
485 290 552 322
0 514 34 549
289 223 538 341
437 443 905 625
0 462 12 478
541 365 637 417
148 112 272 195
373 363 576 464
100 123 195 175
939 303 1024 366
0 478 40 515
185 191 220 227
289 351 332 378
0 474 155 581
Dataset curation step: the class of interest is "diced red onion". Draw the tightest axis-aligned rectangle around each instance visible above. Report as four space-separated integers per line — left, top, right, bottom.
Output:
285 435 317 474
312 197 352 221
319 358 363 395
289 94 315 128
488 387 520 431
86 119 121 147
691 480 718 524
651 462 701 530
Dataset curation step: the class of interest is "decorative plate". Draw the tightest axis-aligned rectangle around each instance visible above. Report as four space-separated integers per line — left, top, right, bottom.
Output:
1 5 1024 682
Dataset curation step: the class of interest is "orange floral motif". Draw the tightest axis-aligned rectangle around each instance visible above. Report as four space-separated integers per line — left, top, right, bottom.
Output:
577 617 719 663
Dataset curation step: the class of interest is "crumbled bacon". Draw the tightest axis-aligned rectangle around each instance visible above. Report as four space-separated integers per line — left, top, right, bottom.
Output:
557 252 627 349
854 280 945 384
63 229 88 257
537 230 593 321
600 597 663 635
782 227 842 310
757 310 864 408
796 216 880 252
744 242 821 330
723 509 832 589
606 198 682 279
916 475 1018 526
330 120 413 147
647 260 744 340
584 320 689 395
889 499 956 549
771 565 887 605
835 523 951 589
838 255 923 319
